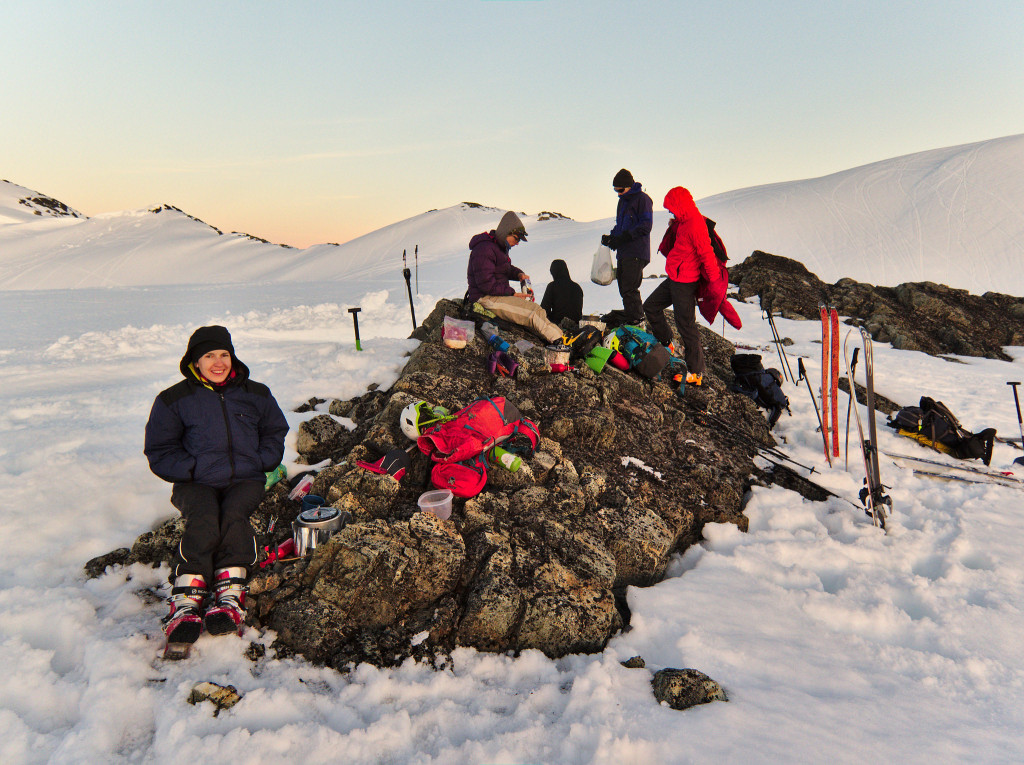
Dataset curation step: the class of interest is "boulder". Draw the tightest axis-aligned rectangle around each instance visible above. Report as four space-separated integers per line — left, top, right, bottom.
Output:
652 668 728 710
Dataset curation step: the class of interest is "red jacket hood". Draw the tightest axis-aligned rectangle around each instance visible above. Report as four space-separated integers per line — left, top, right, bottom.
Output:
663 186 698 222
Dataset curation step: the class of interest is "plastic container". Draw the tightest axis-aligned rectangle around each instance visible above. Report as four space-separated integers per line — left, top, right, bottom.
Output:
544 346 571 366
417 489 454 520
287 474 315 501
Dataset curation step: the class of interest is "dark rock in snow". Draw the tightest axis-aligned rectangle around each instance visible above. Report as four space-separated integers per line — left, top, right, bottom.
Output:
730 250 1024 360
652 668 728 709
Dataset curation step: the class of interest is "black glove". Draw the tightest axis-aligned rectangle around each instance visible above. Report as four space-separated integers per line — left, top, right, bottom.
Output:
600 234 612 247
606 234 624 249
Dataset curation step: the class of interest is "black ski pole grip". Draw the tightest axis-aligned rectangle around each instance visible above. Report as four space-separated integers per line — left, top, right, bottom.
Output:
797 357 807 383
348 307 362 351
1009 382 1023 423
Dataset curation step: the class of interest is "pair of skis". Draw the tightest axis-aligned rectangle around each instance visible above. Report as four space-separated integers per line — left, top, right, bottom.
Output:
886 451 1024 491
844 328 891 530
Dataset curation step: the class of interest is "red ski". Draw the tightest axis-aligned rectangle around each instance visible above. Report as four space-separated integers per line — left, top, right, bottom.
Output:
830 308 840 458
820 306 830 462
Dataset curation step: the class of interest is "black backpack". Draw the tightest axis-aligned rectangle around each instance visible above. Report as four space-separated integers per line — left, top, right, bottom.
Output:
730 354 789 429
567 325 604 362
887 396 996 464
705 217 728 263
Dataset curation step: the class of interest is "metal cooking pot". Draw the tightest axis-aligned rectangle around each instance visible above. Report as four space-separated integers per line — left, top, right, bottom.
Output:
291 506 351 557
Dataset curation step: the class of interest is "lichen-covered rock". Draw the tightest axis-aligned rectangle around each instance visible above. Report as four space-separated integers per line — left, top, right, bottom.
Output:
96 297 798 665
295 414 353 463
652 668 728 710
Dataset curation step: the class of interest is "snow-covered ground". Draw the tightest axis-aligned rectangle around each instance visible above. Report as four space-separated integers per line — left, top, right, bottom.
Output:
3 136 1024 763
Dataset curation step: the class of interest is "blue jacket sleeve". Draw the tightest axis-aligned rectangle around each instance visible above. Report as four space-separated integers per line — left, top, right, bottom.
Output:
143 396 196 483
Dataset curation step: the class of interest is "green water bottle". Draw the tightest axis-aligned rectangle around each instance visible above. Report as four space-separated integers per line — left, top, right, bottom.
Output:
489 445 521 473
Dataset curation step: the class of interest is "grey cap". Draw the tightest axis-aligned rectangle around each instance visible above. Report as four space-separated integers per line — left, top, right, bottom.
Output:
495 210 528 242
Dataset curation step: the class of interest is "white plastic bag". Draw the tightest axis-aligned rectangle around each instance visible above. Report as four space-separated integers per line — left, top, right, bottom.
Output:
591 245 615 286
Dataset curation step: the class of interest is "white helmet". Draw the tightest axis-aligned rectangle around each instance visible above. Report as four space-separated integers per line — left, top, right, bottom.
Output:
400 401 451 440
400 401 426 440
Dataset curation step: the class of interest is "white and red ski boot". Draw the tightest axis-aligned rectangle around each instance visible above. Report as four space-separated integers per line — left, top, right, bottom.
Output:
162 574 207 659
204 567 248 636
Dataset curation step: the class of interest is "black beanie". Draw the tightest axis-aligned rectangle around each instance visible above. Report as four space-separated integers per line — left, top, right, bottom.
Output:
613 168 634 188
186 325 235 364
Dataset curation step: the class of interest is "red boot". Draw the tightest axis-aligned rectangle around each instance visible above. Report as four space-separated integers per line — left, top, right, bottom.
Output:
204 567 247 636
163 574 207 645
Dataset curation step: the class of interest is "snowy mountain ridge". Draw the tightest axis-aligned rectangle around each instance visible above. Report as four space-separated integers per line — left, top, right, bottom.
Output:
2 132 1023 295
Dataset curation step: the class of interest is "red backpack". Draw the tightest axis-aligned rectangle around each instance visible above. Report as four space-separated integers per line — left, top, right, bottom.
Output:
417 396 538 464
418 397 540 498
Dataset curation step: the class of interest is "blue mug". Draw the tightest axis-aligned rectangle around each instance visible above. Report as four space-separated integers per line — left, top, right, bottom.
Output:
300 494 326 514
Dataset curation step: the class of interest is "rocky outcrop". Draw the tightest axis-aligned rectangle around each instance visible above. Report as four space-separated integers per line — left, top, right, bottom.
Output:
93 299 781 670
730 250 1024 360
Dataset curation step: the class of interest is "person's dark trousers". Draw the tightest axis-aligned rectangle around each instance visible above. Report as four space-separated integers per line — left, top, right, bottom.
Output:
616 257 646 324
169 481 264 581
643 278 705 376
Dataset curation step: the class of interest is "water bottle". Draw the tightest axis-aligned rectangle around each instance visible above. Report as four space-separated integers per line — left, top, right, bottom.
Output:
489 445 522 472
521 278 535 301
479 321 510 352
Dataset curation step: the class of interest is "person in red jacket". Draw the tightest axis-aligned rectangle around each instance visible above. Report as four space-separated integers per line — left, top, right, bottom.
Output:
643 187 723 386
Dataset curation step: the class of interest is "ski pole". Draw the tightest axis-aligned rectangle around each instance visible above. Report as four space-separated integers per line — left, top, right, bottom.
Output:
415 244 419 295
402 249 417 331
765 310 795 383
348 307 362 351
764 310 787 381
688 407 817 474
798 357 832 467
844 346 859 469
1008 382 1024 465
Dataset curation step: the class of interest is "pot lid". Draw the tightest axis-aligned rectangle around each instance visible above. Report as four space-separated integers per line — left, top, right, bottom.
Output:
296 506 342 527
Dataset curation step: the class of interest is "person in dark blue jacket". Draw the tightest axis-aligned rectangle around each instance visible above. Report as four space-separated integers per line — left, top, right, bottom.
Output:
601 169 652 326
144 325 288 646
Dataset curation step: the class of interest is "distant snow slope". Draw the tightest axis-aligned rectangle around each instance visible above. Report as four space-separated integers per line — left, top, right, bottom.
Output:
698 133 1024 293
2 133 1022 294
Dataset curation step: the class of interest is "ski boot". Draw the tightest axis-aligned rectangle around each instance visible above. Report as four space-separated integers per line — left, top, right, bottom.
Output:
204 567 248 636
162 574 207 659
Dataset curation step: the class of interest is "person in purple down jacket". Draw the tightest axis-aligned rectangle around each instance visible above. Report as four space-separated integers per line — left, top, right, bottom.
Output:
144 325 288 647
466 210 565 347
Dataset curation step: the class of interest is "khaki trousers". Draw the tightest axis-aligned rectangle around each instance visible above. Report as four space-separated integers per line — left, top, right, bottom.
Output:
478 295 563 343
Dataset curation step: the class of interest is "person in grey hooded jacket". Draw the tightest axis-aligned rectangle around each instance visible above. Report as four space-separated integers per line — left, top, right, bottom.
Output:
466 210 565 346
